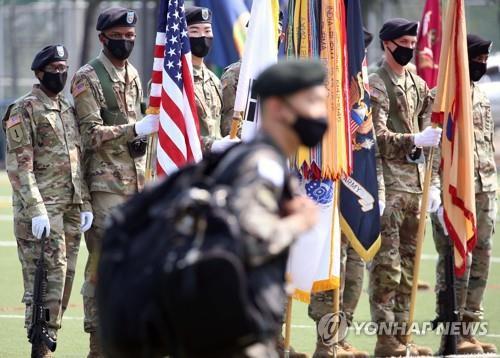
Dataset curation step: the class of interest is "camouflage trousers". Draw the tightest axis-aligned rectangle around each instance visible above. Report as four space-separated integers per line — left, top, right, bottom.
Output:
14 203 81 338
82 191 127 333
368 190 420 324
308 234 365 326
431 191 496 322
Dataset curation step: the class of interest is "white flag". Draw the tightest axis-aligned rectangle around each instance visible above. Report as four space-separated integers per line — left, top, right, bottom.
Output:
287 180 341 303
234 0 279 141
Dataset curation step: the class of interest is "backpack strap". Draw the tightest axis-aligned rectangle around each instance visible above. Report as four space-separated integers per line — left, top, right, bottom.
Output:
88 58 128 125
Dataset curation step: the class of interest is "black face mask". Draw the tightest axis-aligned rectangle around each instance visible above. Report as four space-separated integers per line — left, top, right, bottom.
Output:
469 60 487 82
103 35 135 60
189 36 213 58
40 71 67 94
390 41 414 66
292 116 329 148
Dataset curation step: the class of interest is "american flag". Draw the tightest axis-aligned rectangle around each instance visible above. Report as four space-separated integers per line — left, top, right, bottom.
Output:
149 0 202 177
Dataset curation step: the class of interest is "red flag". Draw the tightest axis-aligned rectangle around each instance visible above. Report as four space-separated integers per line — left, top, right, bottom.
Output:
432 0 476 276
416 0 442 88
149 0 202 177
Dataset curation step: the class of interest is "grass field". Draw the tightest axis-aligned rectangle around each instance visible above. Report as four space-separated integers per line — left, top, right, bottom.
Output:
0 171 499 357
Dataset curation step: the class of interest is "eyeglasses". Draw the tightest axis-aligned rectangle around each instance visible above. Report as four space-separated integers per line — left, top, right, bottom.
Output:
44 65 69 73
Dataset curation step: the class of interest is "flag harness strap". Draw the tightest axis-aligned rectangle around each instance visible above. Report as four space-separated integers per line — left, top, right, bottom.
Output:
88 58 141 126
376 67 421 134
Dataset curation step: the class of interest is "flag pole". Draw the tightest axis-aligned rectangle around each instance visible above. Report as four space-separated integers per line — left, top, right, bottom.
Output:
332 180 341 358
230 111 243 139
284 296 293 358
404 145 435 348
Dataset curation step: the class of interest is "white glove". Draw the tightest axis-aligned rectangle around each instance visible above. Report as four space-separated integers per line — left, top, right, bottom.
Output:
135 114 159 136
379 200 385 217
414 126 442 147
428 186 441 213
32 215 50 239
80 212 94 233
211 135 240 153
437 206 449 235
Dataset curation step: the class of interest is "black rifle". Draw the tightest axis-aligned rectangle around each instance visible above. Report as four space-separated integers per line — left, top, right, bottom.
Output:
431 236 458 355
28 229 57 356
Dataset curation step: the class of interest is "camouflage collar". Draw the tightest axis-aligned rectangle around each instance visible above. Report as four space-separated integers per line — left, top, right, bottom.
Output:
31 84 62 111
193 63 211 82
382 60 416 90
98 51 138 83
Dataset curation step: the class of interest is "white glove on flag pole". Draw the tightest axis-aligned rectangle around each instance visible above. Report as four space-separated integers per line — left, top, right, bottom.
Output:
234 0 280 142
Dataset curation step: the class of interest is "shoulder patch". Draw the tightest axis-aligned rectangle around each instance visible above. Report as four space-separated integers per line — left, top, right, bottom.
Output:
257 158 285 187
6 114 21 128
72 80 88 97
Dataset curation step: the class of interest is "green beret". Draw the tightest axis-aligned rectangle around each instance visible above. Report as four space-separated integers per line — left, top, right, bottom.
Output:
31 45 68 71
467 34 492 59
185 6 212 26
96 7 137 31
253 59 326 99
379 18 418 41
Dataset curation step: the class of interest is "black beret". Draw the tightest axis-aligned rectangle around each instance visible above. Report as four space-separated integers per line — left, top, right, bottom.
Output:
363 27 373 48
31 45 68 71
96 7 137 31
253 59 326 99
185 6 212 26
467 34 492 59
379 18 418 41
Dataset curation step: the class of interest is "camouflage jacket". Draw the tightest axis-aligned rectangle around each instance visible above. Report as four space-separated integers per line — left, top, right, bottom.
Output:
220 60 241 137
71 52 145 195
228 134 301 266
3 85 91 217
471 84 496 193
193 63 222 153
370 61 436 200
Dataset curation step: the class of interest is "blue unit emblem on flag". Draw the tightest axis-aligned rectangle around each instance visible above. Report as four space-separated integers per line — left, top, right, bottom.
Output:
305 180 334 205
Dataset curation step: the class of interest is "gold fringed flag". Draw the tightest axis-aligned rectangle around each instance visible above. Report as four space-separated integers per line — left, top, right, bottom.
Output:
432 0 476 276
285 0 350 302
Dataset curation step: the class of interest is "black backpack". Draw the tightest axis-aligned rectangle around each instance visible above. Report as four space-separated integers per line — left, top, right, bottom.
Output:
97 143 289 358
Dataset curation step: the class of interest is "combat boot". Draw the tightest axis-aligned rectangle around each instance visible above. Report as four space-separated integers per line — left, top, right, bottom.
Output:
450 335 483 355
395 335 432 356
464 335 496 354
339 340 369 358
31 342 53 358
312 340 353 358
276 335 309 358
374 335 417 357
88 332 104 358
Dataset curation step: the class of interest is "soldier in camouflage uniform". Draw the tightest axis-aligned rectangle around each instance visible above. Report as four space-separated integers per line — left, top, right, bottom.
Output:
186 6 239 154
71 8 159 357
224 59 325 358
369 19 443 357
431 34 497 355
3 45 93 358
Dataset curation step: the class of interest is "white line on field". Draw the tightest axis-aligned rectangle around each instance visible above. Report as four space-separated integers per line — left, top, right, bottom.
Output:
421 253 500 264
0 314 82 320
1 241 500 264
0 241 16 247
